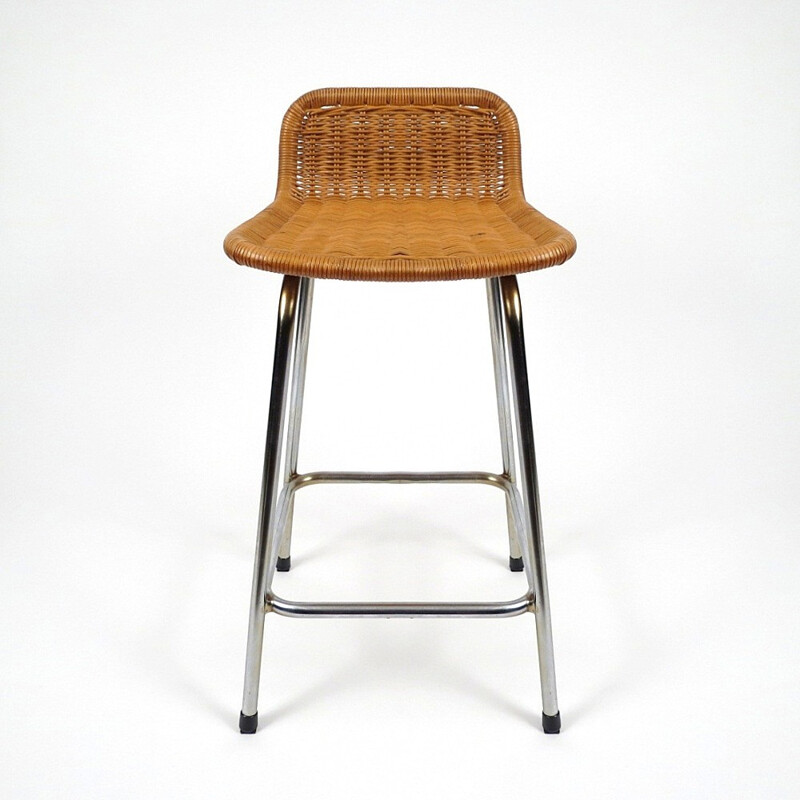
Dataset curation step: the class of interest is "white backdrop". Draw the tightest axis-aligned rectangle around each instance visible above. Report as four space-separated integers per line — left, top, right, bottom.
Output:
2 1 799 798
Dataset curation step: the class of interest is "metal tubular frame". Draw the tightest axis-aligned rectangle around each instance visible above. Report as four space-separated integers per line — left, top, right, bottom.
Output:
487 279 524 569
239 274 560 732
496 275 560 723
277 278 314 568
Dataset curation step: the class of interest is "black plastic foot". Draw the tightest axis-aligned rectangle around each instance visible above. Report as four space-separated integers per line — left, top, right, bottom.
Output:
276 556 291 572
509 556 524 572
239 711 258 734
542 711 561 734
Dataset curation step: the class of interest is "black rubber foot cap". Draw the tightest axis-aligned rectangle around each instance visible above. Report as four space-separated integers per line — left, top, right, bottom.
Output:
239 711 258 734
509 556 524 572
276 556 291 572
542 711 561 734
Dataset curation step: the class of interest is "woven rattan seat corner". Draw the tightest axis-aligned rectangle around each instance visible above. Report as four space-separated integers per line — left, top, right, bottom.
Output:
224 88 576 281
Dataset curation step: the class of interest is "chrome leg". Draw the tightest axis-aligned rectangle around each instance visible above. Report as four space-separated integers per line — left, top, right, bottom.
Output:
497 275 561 733
240 275 301 734
486 279 524 571
277 278 314 571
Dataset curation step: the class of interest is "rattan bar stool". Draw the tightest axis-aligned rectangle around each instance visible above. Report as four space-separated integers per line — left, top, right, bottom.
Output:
224 88 576 734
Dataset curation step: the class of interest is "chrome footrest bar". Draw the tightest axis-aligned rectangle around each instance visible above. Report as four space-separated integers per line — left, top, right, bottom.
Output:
270 468 537 619
286 470 534 575
290 470 510 490
268 594 534 618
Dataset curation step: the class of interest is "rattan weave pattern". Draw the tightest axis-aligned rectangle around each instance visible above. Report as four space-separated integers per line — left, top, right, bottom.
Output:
224 88 576 281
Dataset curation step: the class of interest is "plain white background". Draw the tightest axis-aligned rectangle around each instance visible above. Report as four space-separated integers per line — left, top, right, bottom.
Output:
2 1 799 797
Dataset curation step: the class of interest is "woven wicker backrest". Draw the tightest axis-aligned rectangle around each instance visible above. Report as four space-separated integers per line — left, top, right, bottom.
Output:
277 88 523 202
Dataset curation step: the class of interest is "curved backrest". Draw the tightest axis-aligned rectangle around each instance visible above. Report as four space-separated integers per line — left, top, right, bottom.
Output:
277 88 524 202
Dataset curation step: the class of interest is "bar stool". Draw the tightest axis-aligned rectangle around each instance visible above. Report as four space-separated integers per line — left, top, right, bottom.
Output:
224 88 577 734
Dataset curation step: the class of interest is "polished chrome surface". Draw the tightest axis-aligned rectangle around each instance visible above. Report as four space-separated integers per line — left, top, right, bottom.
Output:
487 279 523 564
266 484 294 580
289 470 509 490
278 278 314 561
241 275 300 718
239 275 560 727
269 594 533 618
497 275 560 718
500 482 534 573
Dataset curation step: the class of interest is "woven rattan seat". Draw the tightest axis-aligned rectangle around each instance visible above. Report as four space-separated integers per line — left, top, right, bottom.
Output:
224 88 576 281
